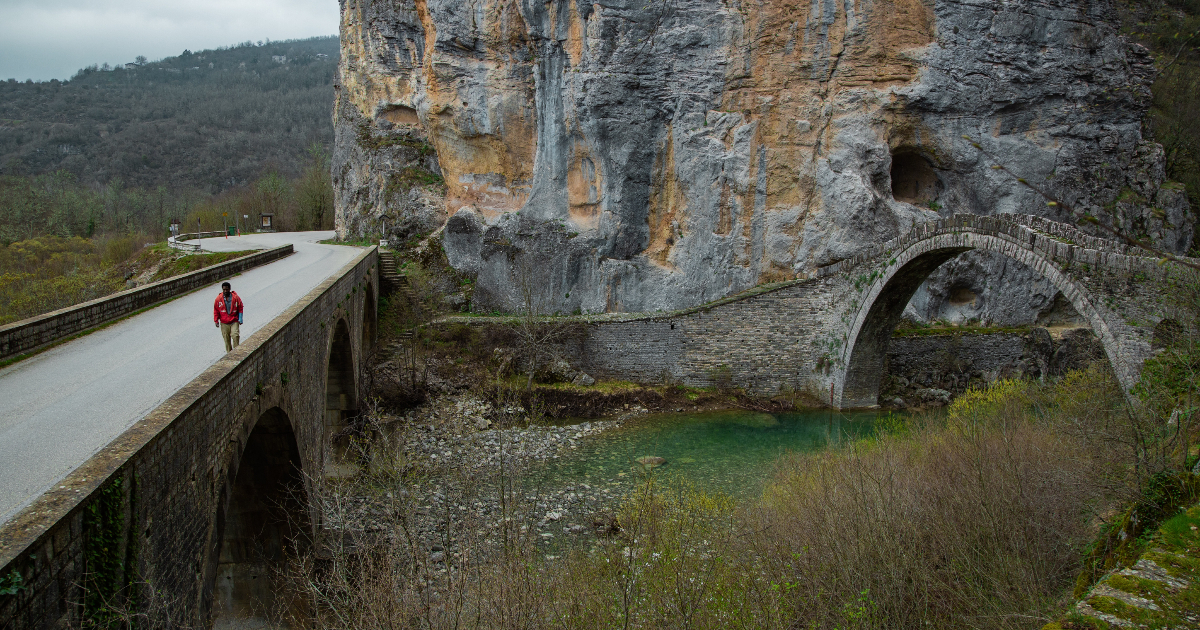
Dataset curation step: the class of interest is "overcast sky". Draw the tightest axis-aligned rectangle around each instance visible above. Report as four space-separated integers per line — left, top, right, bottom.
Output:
0 0 340 81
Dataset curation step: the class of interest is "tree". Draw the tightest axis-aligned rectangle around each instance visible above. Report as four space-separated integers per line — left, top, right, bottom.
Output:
297 143 334 230
507 252 579 390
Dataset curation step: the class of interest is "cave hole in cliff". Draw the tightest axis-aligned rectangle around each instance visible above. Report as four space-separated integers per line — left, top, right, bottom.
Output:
213 407 308 625
947 286 978 306
379 104 420 126
325 318 358 478
890 151 942 205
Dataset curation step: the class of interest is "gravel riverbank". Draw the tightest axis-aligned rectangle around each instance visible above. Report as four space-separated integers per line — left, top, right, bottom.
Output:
319 394 655 567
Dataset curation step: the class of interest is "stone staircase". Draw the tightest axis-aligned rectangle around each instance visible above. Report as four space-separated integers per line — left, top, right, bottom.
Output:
378 250 425 321
378 250 403 294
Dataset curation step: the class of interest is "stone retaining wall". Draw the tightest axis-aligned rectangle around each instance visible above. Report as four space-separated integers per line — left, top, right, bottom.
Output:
0 245 293 361
879 329 1104 406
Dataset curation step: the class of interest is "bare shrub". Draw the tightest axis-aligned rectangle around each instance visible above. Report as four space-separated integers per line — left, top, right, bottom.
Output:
755 377 1125 629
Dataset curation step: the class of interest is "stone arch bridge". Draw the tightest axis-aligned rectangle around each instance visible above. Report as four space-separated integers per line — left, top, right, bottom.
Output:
0 248 380 628
578 214 1186 408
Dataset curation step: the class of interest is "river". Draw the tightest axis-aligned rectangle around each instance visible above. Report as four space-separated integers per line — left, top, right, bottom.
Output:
528 408 885 499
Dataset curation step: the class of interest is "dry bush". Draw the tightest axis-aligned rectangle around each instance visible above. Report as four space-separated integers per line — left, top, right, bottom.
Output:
754 377 1130 629
543 480 788 629
276 410 556 630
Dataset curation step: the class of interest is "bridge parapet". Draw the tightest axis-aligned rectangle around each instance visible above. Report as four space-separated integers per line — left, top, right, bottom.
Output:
817 214 1177 281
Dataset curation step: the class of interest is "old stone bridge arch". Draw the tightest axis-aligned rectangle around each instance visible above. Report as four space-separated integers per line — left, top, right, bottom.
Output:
832 215 1163 408
567 215 1180 413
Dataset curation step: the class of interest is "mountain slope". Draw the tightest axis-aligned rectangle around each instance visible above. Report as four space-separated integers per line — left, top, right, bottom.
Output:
0 36 339 193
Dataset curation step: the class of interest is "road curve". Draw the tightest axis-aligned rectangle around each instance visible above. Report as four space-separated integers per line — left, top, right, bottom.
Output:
0 232 364 524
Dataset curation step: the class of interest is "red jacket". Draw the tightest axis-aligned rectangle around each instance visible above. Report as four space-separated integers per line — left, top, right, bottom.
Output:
214 290 243 324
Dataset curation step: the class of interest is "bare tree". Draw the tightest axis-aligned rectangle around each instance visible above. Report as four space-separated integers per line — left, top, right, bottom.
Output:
507 252 577 391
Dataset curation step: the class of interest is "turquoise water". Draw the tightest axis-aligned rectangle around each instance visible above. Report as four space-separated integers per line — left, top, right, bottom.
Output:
530 409 883 498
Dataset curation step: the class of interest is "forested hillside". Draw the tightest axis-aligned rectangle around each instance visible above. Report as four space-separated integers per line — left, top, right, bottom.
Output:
0 37 338 245
0 36 338 192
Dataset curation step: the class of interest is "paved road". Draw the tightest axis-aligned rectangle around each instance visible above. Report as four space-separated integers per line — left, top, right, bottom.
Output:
0 232 363 524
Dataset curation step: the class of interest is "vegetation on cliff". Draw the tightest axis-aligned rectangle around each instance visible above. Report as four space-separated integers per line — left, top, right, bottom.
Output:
1121 0 1200 218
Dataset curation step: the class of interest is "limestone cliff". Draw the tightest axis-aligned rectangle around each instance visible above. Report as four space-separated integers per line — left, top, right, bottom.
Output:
335 0 1191 316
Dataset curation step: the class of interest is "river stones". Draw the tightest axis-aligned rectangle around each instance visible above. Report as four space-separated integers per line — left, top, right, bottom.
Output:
634 456 667 469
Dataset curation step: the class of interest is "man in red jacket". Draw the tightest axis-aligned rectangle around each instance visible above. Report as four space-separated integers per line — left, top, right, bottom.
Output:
214 281 244 352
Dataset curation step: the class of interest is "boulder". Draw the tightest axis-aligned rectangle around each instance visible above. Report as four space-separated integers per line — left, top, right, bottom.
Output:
634 456 667 469
917 388 952 406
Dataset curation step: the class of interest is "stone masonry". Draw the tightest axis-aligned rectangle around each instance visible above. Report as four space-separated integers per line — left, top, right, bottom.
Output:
0 248 379 629
574 214 1186 408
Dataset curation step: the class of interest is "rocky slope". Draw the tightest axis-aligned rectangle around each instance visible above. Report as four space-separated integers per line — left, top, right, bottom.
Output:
335 0 1191 317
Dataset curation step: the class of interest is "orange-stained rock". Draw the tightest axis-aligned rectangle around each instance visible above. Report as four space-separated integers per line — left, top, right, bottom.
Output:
335 0 1189 316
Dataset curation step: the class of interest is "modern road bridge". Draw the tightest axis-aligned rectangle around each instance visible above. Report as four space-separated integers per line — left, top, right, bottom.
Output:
0 233 379 628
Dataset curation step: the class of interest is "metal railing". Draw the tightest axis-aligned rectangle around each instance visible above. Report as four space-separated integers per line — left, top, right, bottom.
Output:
168 232 228 251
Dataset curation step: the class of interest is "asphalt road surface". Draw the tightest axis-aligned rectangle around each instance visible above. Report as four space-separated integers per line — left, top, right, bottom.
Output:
0 232 363 525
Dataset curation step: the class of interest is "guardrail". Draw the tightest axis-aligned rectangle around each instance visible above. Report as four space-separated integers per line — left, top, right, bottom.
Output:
0 244 293 361
168 232 231 251
174 231 228 241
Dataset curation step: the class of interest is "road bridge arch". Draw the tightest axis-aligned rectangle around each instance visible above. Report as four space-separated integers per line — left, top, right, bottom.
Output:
0 246 381 630
210 406 307 625
325 317 358 478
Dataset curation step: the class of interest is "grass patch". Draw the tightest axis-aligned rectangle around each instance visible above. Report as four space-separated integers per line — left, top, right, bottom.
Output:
148 248 255 282
319 238 376 247
892 319 1033 337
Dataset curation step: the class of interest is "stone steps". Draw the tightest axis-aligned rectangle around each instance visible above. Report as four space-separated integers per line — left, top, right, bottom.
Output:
378 250 426 322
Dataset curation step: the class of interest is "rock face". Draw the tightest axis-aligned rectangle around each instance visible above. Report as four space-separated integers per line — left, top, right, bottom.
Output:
881 327 1108 406
336 0 1191 315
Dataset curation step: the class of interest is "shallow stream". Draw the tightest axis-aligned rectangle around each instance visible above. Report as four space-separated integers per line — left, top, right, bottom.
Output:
529 408 884 499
